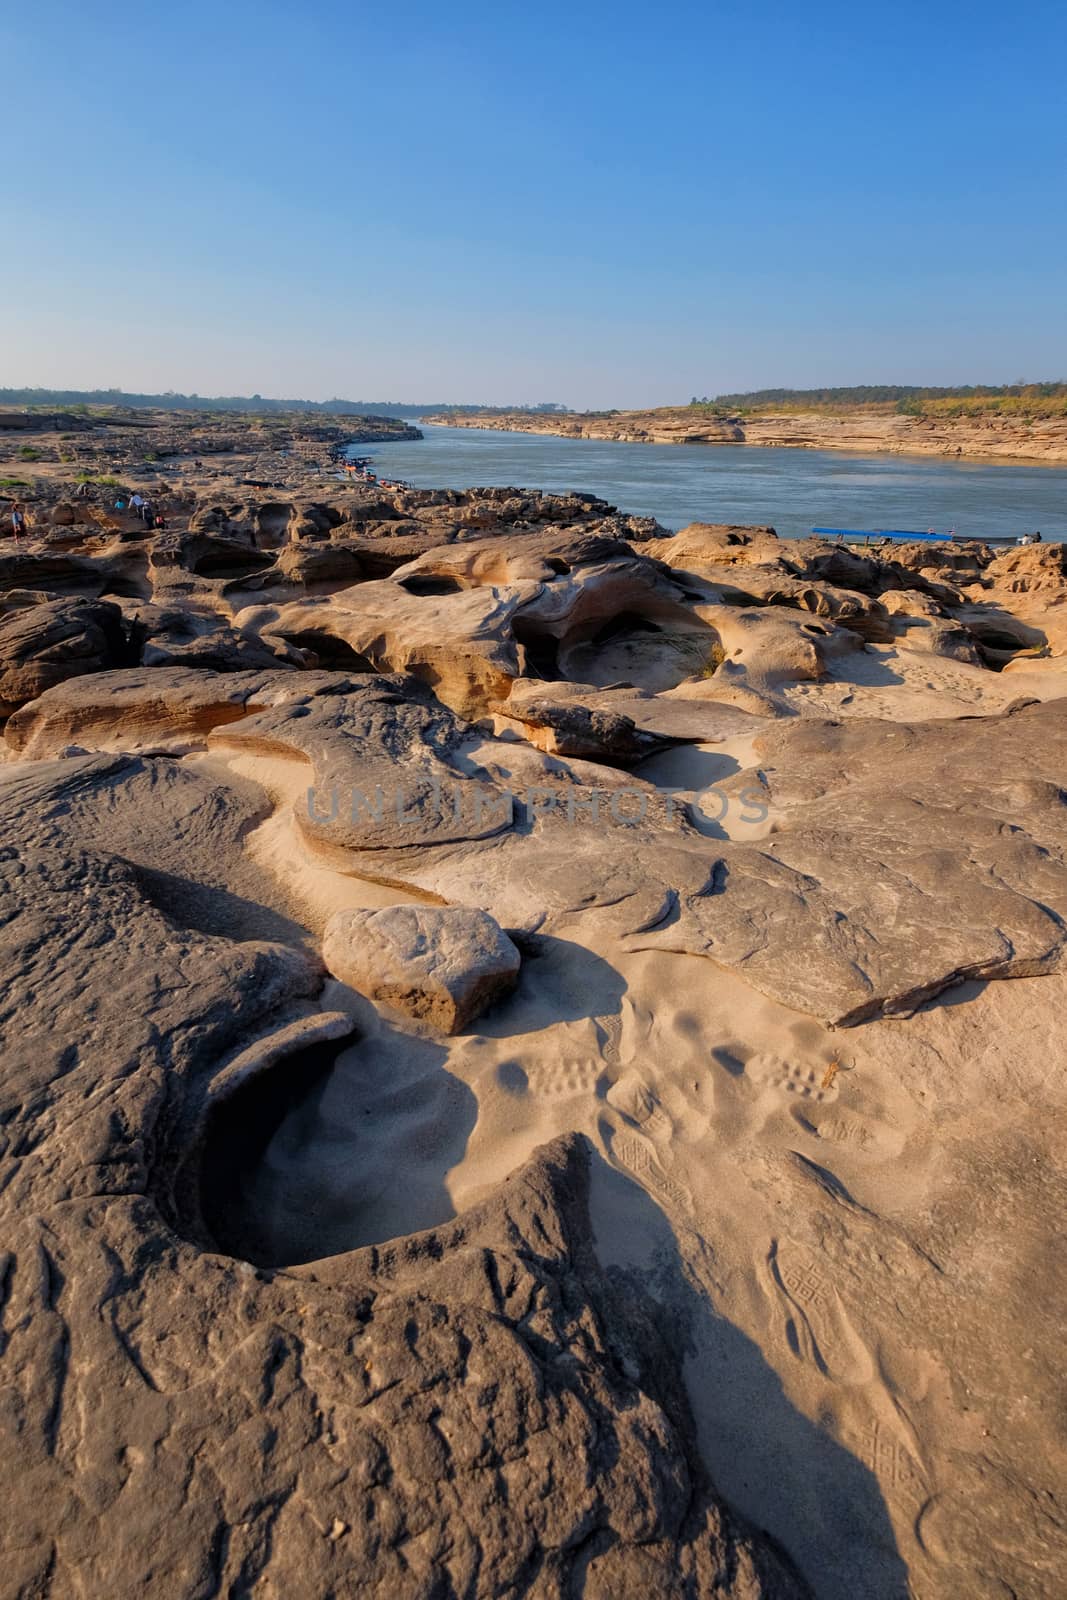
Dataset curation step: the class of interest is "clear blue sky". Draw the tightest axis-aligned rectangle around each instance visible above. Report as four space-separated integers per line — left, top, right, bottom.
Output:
4 1 1065 408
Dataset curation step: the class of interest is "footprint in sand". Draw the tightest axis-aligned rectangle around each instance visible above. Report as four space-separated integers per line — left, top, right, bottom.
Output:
793 1108 906 1160
612 1131 692 1214
524 1056 603 1101
746 1054 841 1103
851 1414 929 1506
606 1071 673 1142
595 1013 624 1070
768 1238 874 1386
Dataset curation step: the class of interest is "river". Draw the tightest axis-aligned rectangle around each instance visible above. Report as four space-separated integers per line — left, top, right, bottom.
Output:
348 422 1067 541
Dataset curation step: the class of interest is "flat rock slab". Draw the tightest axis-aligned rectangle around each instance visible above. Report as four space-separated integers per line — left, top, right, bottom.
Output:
323 904 521 1031
631 698 1067 1024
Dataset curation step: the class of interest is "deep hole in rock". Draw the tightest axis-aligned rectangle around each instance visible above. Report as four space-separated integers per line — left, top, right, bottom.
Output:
397 574 463 596
973 628 1029 652
191 1027 477 1266
197 1039 343 1266
256 503 292 540
979 624 1030 649
279 630 378 671
99 573 151 601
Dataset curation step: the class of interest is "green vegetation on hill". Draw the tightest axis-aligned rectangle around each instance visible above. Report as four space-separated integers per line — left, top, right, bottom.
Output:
693 383 1067 420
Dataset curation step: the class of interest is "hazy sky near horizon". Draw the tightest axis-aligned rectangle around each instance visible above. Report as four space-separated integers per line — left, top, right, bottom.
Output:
4 1 1065 410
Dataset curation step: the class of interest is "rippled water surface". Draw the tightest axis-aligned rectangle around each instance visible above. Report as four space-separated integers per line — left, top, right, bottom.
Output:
351 422 1067 540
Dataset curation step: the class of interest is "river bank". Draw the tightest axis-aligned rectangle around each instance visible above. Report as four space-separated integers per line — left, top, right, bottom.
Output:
424 406 1067 463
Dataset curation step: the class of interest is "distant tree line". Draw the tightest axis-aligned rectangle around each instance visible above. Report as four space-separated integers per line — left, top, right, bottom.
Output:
696 382 1067 410
0 388 572 419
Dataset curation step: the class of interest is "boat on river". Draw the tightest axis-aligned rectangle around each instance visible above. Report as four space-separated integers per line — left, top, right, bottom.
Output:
812 527 1024 548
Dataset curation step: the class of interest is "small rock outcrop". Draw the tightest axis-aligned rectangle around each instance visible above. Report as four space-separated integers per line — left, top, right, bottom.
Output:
323 904 522 1031
0 594 128 715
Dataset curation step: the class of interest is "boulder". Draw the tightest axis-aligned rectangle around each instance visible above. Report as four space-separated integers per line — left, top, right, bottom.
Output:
488 691 691 762
209 673 519 852
322 904 521 1031
653 524 781 566
983 541 1067 595
500 677 760 744
684 602 863 710
879 589 943 618
392 528 639 589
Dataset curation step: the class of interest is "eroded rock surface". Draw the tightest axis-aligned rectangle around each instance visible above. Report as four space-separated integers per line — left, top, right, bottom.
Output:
638 699 1067 1023
3 436 1067 1597
0 759 804 1599
0 594 129 714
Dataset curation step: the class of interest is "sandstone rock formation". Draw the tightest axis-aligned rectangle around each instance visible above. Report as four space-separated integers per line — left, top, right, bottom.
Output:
233 543 703 717
640 699 1067 1024
0 594 128 715
2 428 1066 1598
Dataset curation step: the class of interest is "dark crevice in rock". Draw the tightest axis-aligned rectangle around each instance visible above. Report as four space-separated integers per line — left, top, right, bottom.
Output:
512 617 563 680
590 611 664 646
192 550 276 580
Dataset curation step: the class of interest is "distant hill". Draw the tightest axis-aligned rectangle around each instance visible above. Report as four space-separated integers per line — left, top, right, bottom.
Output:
0 389 570 419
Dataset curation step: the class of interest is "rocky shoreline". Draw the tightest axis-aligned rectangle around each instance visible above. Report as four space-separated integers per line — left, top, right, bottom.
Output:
424 405 1067 462
2 407 1065 1598
0 405 420 493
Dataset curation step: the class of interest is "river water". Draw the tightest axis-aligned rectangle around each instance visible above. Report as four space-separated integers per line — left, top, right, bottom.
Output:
349 422 1067 541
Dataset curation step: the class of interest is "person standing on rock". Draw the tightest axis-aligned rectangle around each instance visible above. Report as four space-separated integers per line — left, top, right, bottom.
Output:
10 502 26 542
130 492 144 519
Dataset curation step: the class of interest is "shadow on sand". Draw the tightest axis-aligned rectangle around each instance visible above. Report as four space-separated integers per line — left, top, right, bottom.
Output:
586 1145 910 1600
473 933 627 1037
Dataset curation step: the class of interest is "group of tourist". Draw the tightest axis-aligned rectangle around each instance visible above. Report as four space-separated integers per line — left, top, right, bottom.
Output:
4 490 176 544
114 492 167 530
